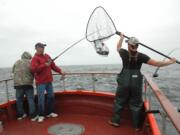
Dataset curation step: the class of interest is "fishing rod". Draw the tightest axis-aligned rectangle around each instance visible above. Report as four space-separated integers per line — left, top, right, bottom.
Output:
52 36 86 61
52 28 106 61
153 48 180 77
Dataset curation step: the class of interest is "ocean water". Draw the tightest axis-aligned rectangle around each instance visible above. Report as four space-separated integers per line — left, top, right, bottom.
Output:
0 64 180 134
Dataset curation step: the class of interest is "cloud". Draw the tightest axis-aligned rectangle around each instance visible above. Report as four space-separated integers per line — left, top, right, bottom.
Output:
0 0 180 67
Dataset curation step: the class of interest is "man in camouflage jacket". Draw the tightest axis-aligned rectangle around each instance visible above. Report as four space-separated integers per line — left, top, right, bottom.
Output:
12 51 37 121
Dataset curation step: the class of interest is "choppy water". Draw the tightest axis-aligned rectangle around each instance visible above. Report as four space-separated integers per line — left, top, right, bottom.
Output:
0 64 180 134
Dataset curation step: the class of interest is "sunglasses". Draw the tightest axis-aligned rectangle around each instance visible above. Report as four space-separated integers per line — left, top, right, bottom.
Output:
129 44 139 49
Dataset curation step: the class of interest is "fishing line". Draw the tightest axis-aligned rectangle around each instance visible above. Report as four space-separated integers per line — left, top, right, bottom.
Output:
153 48 180 77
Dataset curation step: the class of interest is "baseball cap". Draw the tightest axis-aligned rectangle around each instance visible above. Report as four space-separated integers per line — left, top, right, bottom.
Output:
125 37 139 46
35 42 47 48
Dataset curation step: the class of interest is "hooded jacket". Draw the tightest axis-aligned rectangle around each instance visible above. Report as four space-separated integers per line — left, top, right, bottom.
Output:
12 52 34 86
31 53 61 85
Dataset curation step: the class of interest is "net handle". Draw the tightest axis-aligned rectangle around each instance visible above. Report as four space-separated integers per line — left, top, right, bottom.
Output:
116 31 180 64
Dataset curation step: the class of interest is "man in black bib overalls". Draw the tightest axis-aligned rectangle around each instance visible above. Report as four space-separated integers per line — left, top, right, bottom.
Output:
109 33 176 131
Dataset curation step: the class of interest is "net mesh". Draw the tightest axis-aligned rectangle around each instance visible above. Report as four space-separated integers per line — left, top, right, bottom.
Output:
86 6 117 56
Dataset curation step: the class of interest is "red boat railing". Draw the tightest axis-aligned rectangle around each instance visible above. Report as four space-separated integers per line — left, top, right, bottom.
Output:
0 72 180 135
143 74 180 135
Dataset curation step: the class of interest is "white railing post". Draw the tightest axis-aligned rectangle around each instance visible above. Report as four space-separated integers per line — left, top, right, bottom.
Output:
161 111 167 135
62 75 66 91
92 74 96 92
144 79 148 101
5 80 9 102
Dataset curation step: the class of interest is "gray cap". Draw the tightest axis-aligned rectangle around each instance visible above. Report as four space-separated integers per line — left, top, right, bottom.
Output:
35 42 47 48
126 37 139 46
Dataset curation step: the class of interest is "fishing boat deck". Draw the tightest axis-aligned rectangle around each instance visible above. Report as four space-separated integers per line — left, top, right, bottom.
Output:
0 91 147 135
1 113 145 135
1 73 180 135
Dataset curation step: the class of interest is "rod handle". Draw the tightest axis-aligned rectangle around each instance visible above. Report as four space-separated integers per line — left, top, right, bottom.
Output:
115 31 130 39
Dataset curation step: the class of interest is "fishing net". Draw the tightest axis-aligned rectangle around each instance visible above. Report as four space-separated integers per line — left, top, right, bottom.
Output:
86 6 117 56
85 6 179 63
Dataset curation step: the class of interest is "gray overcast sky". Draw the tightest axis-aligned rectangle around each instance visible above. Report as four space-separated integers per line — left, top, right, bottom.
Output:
0 0 180 67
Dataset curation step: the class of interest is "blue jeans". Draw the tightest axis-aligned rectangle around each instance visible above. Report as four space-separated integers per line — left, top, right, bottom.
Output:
16 87 36 118
37 82 55 116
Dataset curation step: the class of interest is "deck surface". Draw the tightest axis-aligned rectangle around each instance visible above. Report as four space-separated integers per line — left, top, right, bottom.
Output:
1 113 145 135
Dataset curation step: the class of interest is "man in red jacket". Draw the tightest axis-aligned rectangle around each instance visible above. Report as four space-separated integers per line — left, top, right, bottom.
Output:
31 42 64 122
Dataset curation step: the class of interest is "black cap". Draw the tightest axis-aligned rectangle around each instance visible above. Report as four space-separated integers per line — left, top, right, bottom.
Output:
35 42 47 48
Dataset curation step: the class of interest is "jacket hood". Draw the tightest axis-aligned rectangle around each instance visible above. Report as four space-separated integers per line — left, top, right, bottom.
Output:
21 51 32 59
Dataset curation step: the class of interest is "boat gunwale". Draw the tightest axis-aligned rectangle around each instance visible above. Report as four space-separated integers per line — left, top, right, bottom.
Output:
144 101 162 135
144 74 180 134
0 90 114 108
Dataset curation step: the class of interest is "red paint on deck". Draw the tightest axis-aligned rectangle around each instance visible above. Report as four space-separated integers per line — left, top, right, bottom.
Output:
0 91 152 135
1 114 145 135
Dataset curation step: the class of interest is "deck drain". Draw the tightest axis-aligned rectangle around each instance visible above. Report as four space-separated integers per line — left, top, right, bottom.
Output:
48 123 85 135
